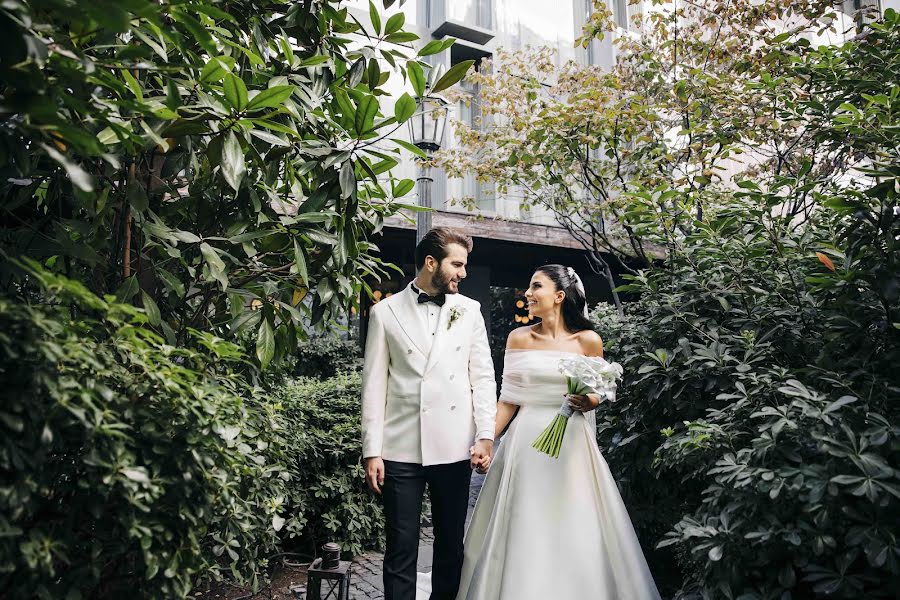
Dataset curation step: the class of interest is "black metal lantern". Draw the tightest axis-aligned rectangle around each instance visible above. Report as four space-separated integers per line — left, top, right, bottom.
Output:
407 95 449 243
407 94 449 153
294 542 351 600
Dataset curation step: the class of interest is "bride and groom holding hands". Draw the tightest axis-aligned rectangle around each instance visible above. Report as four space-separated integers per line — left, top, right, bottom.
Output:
361 227 660 600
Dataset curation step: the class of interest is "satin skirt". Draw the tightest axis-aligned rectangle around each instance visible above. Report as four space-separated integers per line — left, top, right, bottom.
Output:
453 404 661 600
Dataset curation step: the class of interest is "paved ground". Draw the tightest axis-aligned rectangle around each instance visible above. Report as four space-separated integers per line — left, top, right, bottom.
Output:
348 471 486 599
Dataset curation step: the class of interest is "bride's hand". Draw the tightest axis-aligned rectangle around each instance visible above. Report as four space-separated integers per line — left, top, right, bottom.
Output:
470 445 492 473
567 393 599 412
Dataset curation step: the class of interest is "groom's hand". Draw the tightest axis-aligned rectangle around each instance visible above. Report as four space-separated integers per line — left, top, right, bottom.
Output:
364 457 385 494
470 439 493 473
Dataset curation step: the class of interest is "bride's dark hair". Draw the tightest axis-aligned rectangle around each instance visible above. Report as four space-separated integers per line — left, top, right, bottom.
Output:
534 264 595 332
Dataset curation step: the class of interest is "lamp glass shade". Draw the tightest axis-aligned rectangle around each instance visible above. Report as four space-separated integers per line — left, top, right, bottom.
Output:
407 95 449 153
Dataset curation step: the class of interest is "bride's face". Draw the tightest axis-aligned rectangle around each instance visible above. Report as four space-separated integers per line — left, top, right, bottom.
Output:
524 271 564 318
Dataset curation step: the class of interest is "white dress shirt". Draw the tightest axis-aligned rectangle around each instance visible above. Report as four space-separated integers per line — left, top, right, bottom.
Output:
410 281 443 353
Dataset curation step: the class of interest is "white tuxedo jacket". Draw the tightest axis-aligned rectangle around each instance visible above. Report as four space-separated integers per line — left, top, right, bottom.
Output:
361 286 497 466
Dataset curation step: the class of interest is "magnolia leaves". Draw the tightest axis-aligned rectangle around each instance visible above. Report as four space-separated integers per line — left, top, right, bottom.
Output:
394 93 416 123
221 132 245 192
432 60 474 94
256 318 275 369
405 55 473 99
223 73 248 111
200 242 228 290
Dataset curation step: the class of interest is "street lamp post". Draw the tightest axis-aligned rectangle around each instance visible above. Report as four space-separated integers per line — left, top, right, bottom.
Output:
407 95 449 244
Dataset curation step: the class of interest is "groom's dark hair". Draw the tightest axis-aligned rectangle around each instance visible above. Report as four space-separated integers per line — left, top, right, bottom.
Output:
415 227 474 270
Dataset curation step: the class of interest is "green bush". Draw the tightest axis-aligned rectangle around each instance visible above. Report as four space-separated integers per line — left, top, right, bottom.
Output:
0 265 293 598
274 373 383 557
292 336 362 380
588 15 900 598
592 199 898 598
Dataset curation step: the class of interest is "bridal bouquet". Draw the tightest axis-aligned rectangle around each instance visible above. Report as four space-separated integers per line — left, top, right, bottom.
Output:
532 355 623 458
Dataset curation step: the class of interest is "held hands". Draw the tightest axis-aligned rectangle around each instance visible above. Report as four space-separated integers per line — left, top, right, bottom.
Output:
364 456 385 494
469 439 493 474
566 393 600 412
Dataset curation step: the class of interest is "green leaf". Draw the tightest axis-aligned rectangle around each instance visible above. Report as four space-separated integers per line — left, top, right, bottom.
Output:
825 396 857 413
40 144 93 192
229 309 260 336
200 56 235 83
257 317 275 369
407 61 426 97
369 1 382 35
141 290 161 326
249 129 289 147
246 86 295 111
392 178 415 197
115 276 139 302
385 12 405 35
348 58 366 88
229 229 275 243
121 69 144 102
394 93 416 123
355 96 378 134
158 268 185 297
224 73 249 111
418 38 452 57
431 59 474 94
221 132 246 191
201 242 229 290
172 230 201 244
367 58 381 89
188 3 238 22
385 32 419 43
300 55 331 67
340 161 357 199
390 137 427 158
293 238 309 285
247 118 299 137
171 9 216 54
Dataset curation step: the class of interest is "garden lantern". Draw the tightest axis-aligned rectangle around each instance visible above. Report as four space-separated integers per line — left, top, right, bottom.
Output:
298 542 351 600
406 95 449 244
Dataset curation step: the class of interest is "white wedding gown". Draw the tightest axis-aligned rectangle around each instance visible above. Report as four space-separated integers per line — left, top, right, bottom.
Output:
419 349 661 600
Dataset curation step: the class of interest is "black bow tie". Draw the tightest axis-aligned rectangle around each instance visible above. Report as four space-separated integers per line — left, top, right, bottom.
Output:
417 292 446 307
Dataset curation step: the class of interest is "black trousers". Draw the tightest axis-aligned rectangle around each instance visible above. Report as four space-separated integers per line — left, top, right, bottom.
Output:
382 459 471 600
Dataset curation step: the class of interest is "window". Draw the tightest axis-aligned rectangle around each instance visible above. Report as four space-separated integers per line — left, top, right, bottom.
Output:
614 0 630 30
842 0 881 31
476 0 493 29
585 0 596 65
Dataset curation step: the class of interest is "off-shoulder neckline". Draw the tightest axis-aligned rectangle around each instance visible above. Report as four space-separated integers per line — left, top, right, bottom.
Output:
505 349 583 356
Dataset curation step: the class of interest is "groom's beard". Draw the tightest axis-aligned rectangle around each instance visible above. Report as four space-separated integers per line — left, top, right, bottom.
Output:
432 264 458 295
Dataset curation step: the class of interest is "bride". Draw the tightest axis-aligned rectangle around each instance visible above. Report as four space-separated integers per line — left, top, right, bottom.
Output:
455 264 660 600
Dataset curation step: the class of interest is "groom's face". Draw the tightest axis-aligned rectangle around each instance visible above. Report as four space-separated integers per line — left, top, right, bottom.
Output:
430 243 468 295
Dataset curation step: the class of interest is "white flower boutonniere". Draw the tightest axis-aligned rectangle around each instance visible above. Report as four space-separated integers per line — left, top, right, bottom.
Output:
447 306 466 330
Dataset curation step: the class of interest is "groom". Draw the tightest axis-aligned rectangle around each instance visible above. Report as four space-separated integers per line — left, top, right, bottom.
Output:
361 227 497 600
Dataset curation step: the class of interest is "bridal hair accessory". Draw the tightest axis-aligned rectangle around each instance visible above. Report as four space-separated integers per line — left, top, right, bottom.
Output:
532 355 623 458
565 267 589 317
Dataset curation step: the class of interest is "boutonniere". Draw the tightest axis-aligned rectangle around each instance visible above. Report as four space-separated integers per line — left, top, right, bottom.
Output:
447 306 466 330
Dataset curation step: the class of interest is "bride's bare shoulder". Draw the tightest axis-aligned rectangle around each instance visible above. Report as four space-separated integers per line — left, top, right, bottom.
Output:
575 329 604 357
505 325 538 351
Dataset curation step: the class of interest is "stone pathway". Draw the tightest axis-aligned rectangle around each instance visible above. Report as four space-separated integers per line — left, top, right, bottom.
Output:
348 472 486 599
